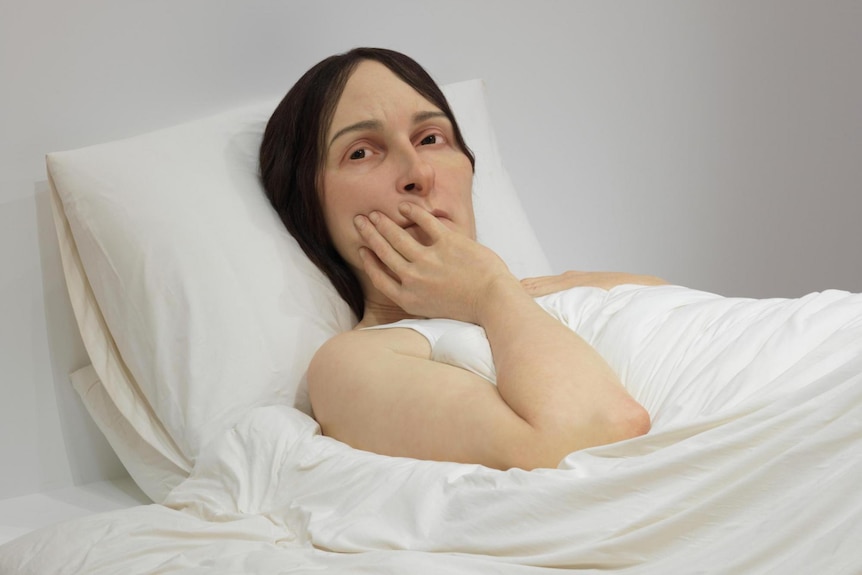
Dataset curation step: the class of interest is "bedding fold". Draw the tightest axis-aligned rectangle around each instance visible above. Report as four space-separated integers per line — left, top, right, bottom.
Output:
164 286 862 570
3 285 861 573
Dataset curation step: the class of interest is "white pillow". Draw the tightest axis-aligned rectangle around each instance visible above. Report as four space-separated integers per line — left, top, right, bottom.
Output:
51 186 190 502
49 79 551 501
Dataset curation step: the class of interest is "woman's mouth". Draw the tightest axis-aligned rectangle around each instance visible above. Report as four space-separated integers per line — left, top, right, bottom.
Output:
398 208 451 228
430 208 451 220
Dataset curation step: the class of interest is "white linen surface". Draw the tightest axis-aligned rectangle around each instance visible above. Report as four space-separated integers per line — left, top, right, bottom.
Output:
2 285 861 573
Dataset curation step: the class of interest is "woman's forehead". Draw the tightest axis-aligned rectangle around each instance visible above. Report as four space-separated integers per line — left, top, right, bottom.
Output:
329 61 441 134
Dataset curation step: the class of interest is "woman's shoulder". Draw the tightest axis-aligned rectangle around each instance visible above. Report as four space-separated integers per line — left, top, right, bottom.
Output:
313 323 432 362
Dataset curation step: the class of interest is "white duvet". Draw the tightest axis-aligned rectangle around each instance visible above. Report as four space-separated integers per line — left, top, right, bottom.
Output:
3 285 861 574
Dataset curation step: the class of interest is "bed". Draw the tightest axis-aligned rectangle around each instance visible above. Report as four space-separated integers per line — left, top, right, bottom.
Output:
1 79 860 574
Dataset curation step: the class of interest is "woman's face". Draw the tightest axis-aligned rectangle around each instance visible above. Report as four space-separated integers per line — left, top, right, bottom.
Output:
320 60 476 275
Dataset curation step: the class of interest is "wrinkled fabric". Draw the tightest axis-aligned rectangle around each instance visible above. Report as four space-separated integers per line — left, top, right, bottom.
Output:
3 285 861 574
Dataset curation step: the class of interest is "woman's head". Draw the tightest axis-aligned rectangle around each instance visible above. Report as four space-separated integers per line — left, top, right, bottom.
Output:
260 48 475 320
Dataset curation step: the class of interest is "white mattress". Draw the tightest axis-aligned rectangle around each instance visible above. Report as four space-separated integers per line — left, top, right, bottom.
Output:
0 478 148 546
2 285 861 573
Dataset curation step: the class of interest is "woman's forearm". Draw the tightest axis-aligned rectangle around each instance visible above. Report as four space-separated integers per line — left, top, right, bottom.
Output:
352 205 649 464
477 276 650 463
521 270 668 298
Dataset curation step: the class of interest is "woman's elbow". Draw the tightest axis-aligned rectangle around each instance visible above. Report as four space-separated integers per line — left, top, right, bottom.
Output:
559 399 651 462
502 401 651 472
610 400 651 442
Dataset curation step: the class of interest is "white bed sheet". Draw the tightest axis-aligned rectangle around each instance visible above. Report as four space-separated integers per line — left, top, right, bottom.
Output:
0 478 148 546
2 285 861 573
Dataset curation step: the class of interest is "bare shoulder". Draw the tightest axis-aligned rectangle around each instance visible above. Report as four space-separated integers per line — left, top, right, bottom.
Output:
310 326 431 369
307 327 433 417
305 325 525 468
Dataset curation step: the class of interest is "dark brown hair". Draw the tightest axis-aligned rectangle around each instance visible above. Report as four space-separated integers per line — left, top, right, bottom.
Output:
260 47 474 321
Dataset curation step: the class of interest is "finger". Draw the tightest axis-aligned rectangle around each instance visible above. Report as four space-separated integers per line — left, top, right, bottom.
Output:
521 279 552 297
399 203 447 242
358 246 403 301
520 277 541 296
369 210 424 261
355 215 409 274
521 275 550 287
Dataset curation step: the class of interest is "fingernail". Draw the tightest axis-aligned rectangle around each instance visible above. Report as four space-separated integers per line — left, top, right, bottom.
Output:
369 211 381 224
354 215 366 229
398 203 411 214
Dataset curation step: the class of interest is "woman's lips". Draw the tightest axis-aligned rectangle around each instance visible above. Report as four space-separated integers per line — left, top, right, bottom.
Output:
397 209 453 246
398 208 451 229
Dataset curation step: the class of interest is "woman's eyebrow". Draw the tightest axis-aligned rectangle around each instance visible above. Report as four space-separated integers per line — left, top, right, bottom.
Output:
328 111 449 150
328 120 381 149
413 110 448 124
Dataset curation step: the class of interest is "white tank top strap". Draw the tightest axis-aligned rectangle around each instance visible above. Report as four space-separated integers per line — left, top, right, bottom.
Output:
361 318 497 384
361 318 469 347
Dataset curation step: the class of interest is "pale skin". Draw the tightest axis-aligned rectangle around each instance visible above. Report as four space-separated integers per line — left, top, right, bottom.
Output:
308 61 663 470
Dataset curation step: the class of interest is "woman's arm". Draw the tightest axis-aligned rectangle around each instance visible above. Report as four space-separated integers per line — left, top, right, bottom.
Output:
475 274 649 465
521 270 668 298
326 203 649 469
309 328 540 469
309 326 646 471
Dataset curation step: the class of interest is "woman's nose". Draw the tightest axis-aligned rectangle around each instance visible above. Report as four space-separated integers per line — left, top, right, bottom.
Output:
396 149 434 195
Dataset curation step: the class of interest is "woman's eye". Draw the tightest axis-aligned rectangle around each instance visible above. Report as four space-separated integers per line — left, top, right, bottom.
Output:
349 148 367 160
419 134 438 146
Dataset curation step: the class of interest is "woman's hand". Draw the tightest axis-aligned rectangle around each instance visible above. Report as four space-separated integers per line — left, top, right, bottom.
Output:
521 270 668 297
354 203 516 323
345 203 651 470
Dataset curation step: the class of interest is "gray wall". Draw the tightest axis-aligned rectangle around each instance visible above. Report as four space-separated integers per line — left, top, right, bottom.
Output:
2 0 860 500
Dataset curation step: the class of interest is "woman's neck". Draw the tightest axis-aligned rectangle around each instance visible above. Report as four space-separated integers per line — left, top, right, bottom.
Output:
357 297 420 328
